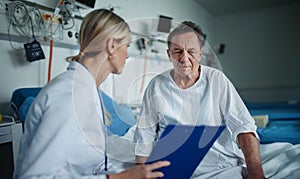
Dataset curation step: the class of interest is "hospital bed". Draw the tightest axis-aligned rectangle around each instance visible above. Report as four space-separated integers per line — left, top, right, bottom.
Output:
9 87 300 144
8 87 300 178
246 102 300 144
7 87 136 136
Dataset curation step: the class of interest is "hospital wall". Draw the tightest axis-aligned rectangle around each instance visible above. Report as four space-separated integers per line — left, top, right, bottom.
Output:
214 2 300 103
98 0 215 105
0 0 214 113
1 0 299 115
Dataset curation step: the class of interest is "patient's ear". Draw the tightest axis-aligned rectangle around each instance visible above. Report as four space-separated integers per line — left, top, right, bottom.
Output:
167 49 171 61
200 48 204 57
107 38 116 55
198 48 204 62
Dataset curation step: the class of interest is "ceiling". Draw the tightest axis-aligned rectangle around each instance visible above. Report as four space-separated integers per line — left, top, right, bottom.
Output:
195 0 299 16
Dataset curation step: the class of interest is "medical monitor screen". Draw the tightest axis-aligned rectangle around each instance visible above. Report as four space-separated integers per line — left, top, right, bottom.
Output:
157 15 172 33
75 0 95 8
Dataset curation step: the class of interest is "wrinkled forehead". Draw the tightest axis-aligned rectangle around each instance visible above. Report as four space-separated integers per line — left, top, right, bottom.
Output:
169 32 201 49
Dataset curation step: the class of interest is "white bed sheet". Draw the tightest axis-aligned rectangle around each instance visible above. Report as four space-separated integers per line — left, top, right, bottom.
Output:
107 127 300 178
260 142 300 179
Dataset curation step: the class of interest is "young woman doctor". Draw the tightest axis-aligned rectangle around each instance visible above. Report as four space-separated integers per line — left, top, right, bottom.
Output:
14 9 170 179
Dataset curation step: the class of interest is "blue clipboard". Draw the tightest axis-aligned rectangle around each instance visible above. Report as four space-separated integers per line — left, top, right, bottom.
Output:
146 125 226 179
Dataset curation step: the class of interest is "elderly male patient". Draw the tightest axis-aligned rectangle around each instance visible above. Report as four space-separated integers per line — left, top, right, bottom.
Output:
133 21 266 179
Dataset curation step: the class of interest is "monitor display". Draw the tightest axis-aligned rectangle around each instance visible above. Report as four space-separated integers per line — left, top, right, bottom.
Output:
157 15 172 33
75 0 96 9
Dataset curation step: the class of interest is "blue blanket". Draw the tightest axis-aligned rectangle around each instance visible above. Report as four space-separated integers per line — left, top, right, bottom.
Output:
257 119 300 144
247 102 300 144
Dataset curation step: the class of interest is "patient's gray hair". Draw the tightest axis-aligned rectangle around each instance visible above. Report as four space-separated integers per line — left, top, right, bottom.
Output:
167 21 206 49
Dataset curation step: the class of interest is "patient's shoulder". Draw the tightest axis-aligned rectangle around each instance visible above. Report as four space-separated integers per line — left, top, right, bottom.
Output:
147 70 173 87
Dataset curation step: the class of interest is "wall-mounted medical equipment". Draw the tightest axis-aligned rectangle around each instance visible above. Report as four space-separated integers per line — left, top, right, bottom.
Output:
0 0 93 50
75 0 96 9
23 39 45 62
20 0 95 10
157 15 172 33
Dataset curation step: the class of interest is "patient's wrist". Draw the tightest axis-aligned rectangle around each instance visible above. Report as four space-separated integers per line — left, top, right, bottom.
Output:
135 155 147 164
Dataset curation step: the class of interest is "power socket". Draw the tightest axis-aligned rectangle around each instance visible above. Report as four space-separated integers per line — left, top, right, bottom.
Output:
0 1 9 11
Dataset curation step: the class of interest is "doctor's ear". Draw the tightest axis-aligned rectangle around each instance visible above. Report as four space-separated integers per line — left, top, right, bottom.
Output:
107 38 116 55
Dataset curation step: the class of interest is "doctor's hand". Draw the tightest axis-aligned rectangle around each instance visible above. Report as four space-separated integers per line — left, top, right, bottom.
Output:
108 161 170 179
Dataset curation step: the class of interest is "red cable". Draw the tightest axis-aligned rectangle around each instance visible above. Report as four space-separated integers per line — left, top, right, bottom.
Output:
47 39 53 83
47 1 63 83
47 13 54 83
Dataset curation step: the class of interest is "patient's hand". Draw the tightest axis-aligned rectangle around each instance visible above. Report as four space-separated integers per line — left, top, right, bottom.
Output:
109 161 171 179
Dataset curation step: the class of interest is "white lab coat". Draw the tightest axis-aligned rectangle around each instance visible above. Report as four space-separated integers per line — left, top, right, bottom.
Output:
134 66 258 178
14 62 109 179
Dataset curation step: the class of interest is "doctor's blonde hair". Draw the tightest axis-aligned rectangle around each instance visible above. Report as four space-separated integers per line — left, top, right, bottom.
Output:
71 8 130 62
71 9 130 125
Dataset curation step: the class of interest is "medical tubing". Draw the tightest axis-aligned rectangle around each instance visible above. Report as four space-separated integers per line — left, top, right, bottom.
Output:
7 1 30 50
47 38 53 82
8 1 31 37
47 0 64 83
29 16 35 39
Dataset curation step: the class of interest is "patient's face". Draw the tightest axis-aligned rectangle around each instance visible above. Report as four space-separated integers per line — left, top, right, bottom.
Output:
167 32 203 78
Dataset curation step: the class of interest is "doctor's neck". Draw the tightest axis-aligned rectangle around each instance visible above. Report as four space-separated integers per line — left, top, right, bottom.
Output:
80 52 111 87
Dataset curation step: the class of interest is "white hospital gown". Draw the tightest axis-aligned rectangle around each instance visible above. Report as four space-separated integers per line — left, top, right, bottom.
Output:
134 65 258 178
14 62 109 179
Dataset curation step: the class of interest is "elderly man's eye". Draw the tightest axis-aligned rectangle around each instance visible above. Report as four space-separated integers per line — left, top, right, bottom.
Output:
172 50 182 54
188 50 196 54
